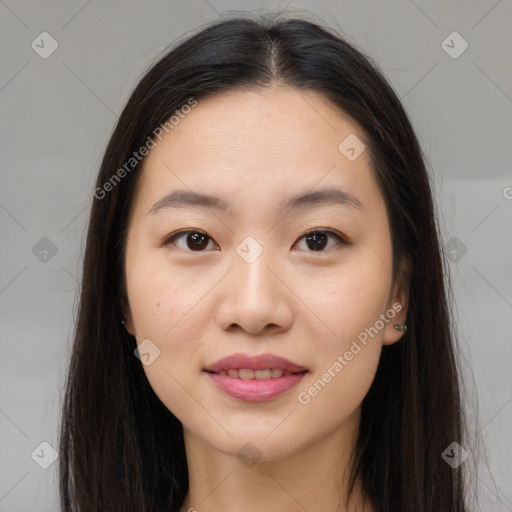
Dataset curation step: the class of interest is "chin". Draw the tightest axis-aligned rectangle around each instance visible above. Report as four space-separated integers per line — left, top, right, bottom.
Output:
188 422 306 464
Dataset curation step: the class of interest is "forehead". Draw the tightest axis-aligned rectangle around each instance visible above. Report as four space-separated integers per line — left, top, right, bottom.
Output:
147 86 364 160
133 86 381 215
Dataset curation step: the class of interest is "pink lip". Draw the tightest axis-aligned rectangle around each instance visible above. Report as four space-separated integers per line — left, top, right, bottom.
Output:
206 372 307 402
204 353 307 373
203 353 308 402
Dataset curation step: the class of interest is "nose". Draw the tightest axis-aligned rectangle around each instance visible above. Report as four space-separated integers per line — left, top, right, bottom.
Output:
214 248 294 335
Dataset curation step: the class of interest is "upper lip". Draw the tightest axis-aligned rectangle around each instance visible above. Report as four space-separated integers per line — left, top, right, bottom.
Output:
204 353 307 373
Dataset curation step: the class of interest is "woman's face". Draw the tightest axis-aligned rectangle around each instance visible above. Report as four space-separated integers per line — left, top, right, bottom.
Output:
124 87 407 461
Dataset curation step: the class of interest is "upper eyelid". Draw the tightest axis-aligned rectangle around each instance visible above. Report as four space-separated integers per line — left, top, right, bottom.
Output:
165 228 347 249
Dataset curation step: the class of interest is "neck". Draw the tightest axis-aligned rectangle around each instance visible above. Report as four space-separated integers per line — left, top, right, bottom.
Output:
179 408 374 512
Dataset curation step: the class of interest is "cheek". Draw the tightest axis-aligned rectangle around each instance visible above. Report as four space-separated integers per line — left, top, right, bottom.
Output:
125 249 217 380
293 270 388 434
296 251 392 346
126 257 208 418
126 254 201 340
293 249 392 407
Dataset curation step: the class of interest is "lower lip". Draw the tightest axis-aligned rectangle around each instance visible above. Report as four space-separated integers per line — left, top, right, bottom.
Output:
205 371 307 402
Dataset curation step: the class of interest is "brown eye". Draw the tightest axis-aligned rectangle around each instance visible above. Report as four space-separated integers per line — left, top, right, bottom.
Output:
295 230 345 252
165 230 217 251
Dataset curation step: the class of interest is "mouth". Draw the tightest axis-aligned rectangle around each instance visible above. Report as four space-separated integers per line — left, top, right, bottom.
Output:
203 353 309 402
203 352 308 374
205 368 306 379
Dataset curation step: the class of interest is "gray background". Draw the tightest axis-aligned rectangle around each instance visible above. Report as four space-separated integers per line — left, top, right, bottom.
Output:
1 0 511 510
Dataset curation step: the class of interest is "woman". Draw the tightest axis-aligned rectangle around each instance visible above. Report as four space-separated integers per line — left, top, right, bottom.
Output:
59 13 468 511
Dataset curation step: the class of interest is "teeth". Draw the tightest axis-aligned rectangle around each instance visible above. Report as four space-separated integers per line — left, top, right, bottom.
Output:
217 368 294 379
271 368 284 378
239 369 255 380
255 369 271 379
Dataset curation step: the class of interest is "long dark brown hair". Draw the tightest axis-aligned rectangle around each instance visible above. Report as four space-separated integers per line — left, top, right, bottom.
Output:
59 13 468 511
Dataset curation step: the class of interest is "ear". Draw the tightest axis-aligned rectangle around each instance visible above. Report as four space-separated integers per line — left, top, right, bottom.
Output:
122 298 136 336
383 257 410 346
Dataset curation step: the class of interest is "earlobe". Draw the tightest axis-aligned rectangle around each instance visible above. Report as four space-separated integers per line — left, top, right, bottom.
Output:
122 306 135 336
382 307 408 346
383 259 410 346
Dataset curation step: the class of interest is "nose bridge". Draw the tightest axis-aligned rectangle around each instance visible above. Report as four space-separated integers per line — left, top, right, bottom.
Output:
232 235 277 302
214 236 293 333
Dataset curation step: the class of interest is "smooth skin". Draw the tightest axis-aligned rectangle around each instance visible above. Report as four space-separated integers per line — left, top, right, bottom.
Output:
123 86 409 512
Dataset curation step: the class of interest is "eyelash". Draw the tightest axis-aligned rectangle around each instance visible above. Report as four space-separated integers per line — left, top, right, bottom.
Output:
162 228 349 253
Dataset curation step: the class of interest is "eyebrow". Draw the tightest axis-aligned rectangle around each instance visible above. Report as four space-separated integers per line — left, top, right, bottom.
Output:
148 186 363 215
